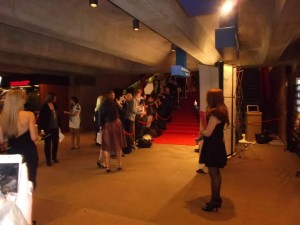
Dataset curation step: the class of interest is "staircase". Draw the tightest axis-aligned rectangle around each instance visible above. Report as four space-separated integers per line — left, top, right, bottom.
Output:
153 91 200 146
238 68 261 133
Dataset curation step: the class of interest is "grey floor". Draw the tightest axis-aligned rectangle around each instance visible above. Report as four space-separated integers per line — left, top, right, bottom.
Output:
33 132 300 225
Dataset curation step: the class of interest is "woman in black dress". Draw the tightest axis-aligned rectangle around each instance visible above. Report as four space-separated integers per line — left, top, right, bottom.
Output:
0 89 39 189
199 88 229 212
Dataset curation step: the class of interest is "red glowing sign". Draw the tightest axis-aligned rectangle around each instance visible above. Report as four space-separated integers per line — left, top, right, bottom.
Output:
10 80 31 86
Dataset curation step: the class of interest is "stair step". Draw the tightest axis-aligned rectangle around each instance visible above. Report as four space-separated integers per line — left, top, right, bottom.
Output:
164 130 198 135
153 91 200 145
166 125 198 130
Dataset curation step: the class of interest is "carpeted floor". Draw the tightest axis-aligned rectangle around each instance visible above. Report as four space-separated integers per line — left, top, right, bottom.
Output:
32 132 300 225
153 92 200 146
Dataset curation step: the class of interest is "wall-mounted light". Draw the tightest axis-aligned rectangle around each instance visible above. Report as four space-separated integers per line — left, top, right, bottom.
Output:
133 19 139 31
171 43 176 52
89 0 98 8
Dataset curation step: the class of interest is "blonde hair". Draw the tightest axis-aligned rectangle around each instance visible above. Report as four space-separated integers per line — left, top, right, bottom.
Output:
0 89 26 138
94 95 103 112
125 93 133 101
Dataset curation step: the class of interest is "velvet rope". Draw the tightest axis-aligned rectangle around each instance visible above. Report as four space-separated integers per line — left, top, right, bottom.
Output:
237 118 280 125
123 122 135 136
135 114 156 125
156 112 174 121
123 129 134 136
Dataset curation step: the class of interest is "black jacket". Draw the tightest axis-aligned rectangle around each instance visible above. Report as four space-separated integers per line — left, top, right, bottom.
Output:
38 103 60 131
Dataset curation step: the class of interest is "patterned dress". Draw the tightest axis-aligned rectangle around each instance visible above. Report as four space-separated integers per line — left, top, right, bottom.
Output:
101 101 127 154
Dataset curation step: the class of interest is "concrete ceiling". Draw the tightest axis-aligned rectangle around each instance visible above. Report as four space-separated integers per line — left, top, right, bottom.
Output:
0 0 300 77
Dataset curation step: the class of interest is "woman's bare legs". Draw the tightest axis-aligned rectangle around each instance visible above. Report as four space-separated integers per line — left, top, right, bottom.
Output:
70 128 75 148
97 149 107 168
116 149 122 169
104 150 111 172
74 128 80 148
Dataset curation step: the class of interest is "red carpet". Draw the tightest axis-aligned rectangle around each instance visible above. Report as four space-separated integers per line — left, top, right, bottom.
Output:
153 91 200 146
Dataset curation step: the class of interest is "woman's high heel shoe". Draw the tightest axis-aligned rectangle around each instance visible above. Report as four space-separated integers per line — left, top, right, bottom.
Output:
217 198 222 208
206 198 222 207
96 160 101 167
202 201 221 212
97 160 107 169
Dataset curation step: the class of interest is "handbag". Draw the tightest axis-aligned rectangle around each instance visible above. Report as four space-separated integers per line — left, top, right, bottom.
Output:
96 130 102 145
59 129 65 142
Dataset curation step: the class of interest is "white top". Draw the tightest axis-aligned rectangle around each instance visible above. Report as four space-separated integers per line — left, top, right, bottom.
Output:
69 103 81 128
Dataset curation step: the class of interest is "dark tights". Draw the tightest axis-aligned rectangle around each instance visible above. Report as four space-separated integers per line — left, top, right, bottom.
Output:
208 167 222 202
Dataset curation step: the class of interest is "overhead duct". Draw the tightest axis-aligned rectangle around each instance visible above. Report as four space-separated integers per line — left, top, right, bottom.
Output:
171 47 190 78
215 26 239 60
215 2 239 60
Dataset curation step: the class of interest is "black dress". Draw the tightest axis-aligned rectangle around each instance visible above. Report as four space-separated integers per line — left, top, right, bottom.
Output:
199 120 227 168
8 130 39 188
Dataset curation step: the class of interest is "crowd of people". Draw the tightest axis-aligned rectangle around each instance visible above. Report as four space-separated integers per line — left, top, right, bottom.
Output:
0 73 233 215
1 71 300 219
0 75 187 186
93 76 184 171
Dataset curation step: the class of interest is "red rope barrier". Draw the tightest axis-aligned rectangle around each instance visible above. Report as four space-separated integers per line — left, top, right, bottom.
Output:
199 109 280 126
237 118 280 125
123 122 135 136
156 112 174 121
135 115 155 125
123 129 134 136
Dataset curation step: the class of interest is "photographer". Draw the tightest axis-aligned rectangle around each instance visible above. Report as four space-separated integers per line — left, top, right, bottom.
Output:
135 93 147 141
145 95 158 129
117 93 132 123
123 89 146 151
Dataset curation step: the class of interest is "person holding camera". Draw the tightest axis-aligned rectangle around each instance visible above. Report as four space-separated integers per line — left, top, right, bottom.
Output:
123 89 146 151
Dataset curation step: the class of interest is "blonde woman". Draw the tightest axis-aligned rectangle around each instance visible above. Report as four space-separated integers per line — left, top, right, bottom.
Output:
94 95 103 146
94 95 103 113
94 95 106 168
0 89 39 189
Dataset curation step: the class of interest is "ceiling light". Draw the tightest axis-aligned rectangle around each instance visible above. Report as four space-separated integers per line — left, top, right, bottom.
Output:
221 0 234 15
89 0 98 8
133 19 139 31
171 43 176 52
